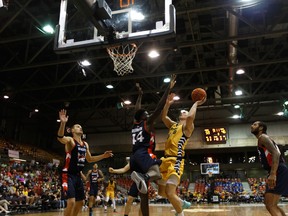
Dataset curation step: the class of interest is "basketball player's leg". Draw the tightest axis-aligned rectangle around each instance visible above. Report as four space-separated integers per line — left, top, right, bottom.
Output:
159 158 190 214
111 191 116 212
264 193 285 216
131 150 162 193
88 195 95 215
124 195 134 215
72 200 85 216
146 164 162 181
139 192 149 216
64 175 77 216
64 198 76 216
165 177 182 215
71 175 86 216
125 183 138 216
157 180 167 198
104 192 110 212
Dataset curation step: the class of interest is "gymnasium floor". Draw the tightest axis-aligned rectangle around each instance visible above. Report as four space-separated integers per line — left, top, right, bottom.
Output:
11 203 288 216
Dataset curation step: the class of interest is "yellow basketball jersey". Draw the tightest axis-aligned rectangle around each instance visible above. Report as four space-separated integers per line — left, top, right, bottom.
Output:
107 181 115 191
164 123 189 157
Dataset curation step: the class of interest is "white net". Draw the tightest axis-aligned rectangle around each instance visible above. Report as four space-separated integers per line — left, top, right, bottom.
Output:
107 43 138 76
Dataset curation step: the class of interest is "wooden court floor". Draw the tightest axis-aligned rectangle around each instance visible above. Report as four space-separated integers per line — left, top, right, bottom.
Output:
11 203 288 216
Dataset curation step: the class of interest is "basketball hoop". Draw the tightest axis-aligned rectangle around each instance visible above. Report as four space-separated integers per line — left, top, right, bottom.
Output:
107 43 138 76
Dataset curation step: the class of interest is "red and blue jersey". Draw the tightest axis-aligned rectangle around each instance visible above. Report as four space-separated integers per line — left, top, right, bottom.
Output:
62 139 87 174
90 170 100 184
257 139 285 171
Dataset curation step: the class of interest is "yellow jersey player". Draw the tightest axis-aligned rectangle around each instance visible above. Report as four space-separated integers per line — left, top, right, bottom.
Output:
158 93 206 216
104 176 117 213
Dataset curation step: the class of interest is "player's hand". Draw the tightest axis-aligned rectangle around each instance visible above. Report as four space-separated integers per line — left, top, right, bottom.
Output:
59 109 69 123
267 173 276 189
169 74 177 89
166 93 176 105
109 167 114 173
103 151 113 158
136 83 143 95
195 96 207 106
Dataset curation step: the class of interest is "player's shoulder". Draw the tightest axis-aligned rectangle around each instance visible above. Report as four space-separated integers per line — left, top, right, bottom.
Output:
258 133 269 140
258 134 272 144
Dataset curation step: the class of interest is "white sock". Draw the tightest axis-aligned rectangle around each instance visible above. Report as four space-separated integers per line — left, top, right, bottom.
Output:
112 199 116 209
176 212 184 216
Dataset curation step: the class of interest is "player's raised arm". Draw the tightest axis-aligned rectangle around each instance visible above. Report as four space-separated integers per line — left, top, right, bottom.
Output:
184 96 206 137
162 93 177 129
147 74 176 126
57 109 73 145
135 83 143 111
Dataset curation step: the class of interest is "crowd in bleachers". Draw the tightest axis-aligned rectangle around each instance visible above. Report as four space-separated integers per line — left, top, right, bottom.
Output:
186 177 267 204
0 160 63 214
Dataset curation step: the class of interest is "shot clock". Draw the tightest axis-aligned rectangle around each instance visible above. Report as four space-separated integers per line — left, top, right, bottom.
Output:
203 127 227 144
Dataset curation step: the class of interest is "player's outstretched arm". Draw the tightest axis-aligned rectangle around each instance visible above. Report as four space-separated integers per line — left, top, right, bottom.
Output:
85 144 113 163
184 97 206 137
109 163 130 174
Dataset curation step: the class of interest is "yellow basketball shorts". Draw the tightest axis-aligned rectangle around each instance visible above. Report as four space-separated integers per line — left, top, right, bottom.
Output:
106 190 115 199
159 157 185 182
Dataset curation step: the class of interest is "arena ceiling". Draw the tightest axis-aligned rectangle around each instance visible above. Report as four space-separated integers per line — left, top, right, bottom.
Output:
1 0 288 135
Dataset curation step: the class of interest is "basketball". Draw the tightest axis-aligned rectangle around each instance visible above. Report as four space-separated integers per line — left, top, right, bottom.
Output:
191 88 206 102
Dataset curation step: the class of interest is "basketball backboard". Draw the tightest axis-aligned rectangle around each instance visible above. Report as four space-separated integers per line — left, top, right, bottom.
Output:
54 0 175 53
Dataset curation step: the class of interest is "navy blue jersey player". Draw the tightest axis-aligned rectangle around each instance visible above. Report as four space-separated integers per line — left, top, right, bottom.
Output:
57 109 113 216
130 75 176 197
251 121 288 216
86 163 104 216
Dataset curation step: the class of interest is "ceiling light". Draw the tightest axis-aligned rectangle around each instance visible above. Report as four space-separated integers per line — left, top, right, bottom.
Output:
123 100 131 105
173 95 180 100
34 109 39 112
3 95 9 99
106 84 114 89
57 119 61 122
42 24 54 34
277 112 284 116
148 50 160 58
80 60 91 66
236 68 245 75
163 77 171 83
234 105 240 109
235 90 243 96
232 114 241 119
